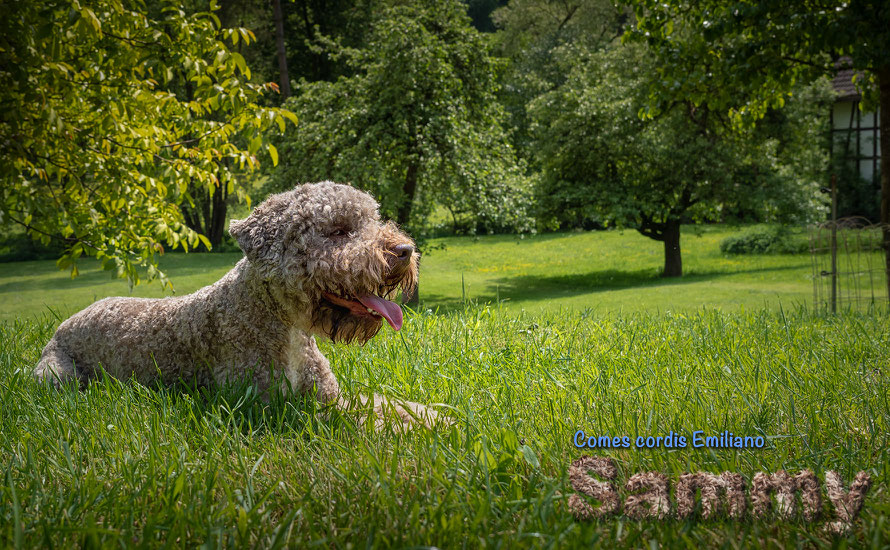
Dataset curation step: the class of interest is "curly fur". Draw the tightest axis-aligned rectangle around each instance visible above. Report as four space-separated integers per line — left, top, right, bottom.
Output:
675 472 747 520
751 469 822 521
624 472 671 520
568 456 620 520
34 182 433 427
824 470 872 534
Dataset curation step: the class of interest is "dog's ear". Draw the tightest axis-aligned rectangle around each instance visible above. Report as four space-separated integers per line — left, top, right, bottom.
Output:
228 216 259 257
229 194 289 271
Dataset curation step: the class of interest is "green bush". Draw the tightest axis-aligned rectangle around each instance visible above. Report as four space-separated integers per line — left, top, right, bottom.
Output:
0 229 66 262
719 227 809 255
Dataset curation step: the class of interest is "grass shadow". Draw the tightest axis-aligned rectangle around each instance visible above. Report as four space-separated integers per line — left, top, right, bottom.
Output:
420 263 809 311
147 372 388 441
0 253 242 294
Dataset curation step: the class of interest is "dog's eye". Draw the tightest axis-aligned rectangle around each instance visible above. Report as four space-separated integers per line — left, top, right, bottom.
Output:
329 228 348 238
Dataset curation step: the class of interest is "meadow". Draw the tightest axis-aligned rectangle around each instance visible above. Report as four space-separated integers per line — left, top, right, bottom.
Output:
0 225 819 322
1 226 888 547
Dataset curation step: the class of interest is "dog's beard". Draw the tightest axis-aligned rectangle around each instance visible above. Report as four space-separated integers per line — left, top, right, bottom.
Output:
310 252 417 344
313 301 384 344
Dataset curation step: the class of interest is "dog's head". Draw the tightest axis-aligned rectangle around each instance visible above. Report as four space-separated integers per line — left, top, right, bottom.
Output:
229 182 419 343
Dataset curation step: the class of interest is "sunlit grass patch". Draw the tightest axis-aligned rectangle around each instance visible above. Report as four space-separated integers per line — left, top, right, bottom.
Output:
2 307 888 547
0 225 827 322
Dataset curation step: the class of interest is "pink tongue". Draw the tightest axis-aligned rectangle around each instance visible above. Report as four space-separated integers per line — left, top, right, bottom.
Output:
357 294 403 331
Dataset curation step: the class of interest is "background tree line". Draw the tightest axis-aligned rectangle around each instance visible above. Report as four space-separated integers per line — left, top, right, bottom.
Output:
2 0 887 282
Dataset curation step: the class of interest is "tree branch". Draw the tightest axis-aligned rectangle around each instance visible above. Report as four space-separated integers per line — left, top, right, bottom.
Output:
780 55 832 72
6 213 100 252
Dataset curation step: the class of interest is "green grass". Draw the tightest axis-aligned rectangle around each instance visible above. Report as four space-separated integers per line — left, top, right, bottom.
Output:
0 253 244 323
0 225 840 322
1 308 888 547
1 225 888 546
420 226 822 313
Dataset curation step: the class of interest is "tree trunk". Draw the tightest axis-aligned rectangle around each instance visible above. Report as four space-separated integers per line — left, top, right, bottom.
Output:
662 220 682 277
397 161 418 227
181 184 227 250
396 161 420 306
207 183 228 247
879 65 890 303
271 0 291 100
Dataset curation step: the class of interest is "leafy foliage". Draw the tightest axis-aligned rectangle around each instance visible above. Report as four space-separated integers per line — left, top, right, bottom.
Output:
529 43 828 275
736 79 834 223
491 0 629 160
0 0 293 286
719 226 808 255
269 0 532 235
626 0 889 122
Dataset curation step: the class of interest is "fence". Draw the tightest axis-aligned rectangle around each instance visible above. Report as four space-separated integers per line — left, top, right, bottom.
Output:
810 216 889 312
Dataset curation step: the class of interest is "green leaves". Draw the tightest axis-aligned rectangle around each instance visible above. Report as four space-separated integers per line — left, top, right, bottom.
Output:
269 1 532 234
80 8 101 33
0 0 296 287
625 0 889 122
230 52 250 79
530 41 826 240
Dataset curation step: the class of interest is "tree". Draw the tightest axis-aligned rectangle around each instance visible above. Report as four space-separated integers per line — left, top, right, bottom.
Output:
270 0 531 234
530 44 826 276
491 0 628 159
0 0 293 286
282 0 378 83
173 0 283 250
627 0 890 294
271 0 291 99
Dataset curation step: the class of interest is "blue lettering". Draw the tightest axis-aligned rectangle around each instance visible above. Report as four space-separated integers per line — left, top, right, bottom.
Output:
574 430 585 448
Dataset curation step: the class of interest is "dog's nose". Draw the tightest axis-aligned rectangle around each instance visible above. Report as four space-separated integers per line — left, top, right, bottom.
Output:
393 243 414 262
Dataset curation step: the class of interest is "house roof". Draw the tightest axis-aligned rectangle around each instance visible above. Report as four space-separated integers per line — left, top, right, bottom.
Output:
832 65 860 101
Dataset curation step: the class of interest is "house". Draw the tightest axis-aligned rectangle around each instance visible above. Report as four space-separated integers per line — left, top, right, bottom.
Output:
830 66 881 220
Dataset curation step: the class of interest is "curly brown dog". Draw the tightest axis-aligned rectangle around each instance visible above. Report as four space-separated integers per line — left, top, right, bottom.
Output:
34 182 436 427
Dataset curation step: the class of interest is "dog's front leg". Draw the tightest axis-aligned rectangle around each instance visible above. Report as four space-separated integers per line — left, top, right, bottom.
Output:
285 332 439 429
284 329 340 403
340 393 439 430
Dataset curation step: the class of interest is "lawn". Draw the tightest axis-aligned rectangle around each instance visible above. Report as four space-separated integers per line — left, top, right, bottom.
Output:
0 225 833 322
1 226 888 547
2 308 888 547
420 226 820 314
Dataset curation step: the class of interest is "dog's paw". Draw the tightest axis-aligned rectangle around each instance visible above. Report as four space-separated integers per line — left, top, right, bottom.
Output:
381 399 442 431
342 394 451 431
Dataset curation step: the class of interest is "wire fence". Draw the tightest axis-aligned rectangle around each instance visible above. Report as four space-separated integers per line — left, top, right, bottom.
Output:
809 216 889 312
